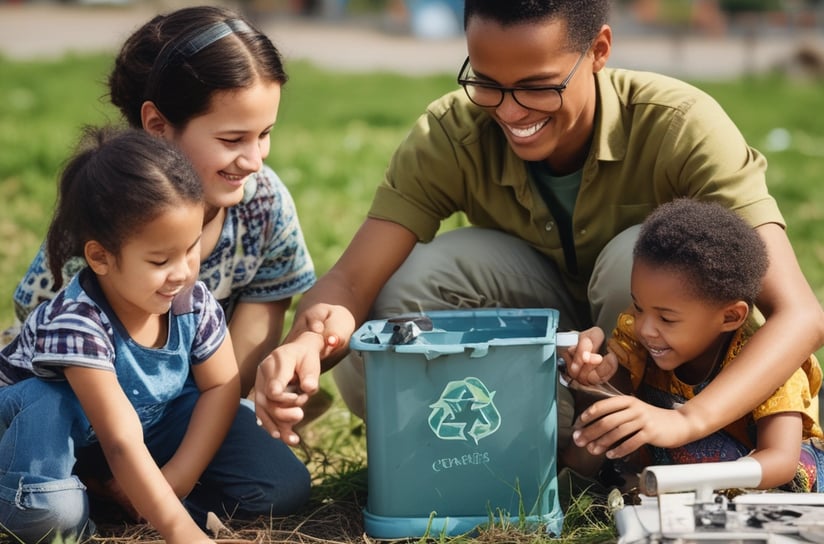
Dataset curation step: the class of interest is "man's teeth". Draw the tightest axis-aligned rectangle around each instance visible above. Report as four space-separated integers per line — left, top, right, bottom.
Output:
508 119 548 138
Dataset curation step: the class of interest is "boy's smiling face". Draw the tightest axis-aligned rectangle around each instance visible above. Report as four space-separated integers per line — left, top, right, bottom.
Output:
630 259 745 384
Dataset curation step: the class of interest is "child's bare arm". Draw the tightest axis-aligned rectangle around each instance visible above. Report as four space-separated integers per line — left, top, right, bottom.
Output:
64 366 213 544
162 336 240 497
749 412 804 489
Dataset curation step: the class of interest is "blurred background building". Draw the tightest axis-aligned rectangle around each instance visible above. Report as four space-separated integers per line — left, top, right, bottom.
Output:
250 0 823 39
243 0 824 77
1 0 822 81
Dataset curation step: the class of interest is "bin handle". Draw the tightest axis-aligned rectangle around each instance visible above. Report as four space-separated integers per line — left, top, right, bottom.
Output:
394 344 491 359
469 345 489 358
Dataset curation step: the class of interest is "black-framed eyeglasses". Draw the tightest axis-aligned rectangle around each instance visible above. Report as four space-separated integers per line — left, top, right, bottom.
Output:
457 50 588 113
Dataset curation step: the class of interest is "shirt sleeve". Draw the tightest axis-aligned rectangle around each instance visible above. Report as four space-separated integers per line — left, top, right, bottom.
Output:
369 91 493 243
753 355 822 439
652 81 782 228
13 245 87 323
190 282 228 364
26 300 116 377
235 167 316 303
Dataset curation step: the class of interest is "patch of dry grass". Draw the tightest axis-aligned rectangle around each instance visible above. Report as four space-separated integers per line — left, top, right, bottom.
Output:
75 395 618 544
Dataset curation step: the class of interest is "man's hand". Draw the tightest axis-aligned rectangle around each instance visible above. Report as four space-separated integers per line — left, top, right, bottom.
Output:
255 302 356 445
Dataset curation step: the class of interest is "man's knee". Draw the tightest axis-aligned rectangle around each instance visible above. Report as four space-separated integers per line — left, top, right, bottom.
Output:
589 224 640 331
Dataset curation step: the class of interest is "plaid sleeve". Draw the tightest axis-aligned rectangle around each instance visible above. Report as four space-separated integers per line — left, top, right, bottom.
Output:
27 299 116 377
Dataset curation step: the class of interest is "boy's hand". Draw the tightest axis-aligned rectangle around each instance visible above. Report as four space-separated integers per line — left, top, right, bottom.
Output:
572 396 692 459
561 327 618 386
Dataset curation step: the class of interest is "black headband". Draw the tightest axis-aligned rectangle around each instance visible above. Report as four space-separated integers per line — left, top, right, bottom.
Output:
144 19 253 101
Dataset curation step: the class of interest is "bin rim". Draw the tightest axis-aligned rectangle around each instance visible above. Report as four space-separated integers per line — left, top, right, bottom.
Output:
350 308 559 353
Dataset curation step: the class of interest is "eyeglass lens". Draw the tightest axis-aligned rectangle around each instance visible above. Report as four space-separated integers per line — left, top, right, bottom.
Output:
465 85 563 111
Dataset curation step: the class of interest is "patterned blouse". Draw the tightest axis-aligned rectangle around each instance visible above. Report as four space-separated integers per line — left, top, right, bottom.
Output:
13 165 316 322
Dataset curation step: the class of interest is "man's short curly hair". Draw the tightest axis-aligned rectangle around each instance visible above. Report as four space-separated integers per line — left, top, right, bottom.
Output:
463 0 611 52
634 198 768 307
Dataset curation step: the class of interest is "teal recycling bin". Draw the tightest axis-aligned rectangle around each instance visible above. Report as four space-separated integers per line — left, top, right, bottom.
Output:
352 308 564 538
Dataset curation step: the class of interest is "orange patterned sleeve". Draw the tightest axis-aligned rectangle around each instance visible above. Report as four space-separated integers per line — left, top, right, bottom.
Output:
608 313 648 392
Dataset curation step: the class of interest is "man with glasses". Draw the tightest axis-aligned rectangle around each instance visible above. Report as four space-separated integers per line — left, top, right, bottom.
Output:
257 0 824 480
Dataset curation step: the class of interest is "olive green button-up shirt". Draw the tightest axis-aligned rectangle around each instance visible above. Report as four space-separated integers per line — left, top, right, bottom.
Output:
369 68 783 303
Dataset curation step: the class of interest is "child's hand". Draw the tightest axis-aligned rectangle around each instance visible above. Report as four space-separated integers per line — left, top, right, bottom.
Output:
255 303 355 445
572 396 692 459
562 327 618 386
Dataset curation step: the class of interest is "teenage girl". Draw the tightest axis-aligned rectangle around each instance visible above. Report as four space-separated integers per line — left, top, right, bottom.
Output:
0 127 235 544
13 5 316 398
10 6 314 515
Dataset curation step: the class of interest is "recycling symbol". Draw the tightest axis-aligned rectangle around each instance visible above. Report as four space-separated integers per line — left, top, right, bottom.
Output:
428 377 501 444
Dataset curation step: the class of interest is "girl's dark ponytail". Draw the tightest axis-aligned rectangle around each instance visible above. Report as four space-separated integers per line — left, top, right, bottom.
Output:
44 126 202 289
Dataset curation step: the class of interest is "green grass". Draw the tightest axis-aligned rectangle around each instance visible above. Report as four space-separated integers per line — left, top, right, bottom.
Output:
1 53 823 543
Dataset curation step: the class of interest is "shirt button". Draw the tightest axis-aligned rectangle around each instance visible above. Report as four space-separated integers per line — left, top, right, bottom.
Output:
545 222 553 231
579 229 587 235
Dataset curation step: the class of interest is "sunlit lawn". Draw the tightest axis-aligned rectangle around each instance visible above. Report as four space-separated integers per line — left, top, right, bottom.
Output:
0 52 822 543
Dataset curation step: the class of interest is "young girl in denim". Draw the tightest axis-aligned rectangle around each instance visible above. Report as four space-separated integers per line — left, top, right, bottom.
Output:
0 127 233 543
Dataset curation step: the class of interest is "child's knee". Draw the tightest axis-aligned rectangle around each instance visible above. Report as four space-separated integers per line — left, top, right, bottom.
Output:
0 474 91 544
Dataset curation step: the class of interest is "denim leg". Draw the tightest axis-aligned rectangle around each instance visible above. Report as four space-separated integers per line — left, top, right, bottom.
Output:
0 379 93 543
794 438 824 492
188 398 311 521
144 386 310 527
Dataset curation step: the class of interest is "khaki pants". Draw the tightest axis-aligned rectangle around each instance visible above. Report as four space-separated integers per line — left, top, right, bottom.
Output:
333 225 640 447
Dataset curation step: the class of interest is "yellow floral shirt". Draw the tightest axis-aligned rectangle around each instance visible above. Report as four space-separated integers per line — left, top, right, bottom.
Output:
609 312 823 451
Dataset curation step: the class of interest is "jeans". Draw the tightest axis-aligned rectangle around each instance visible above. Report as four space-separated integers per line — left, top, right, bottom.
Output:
0 377 310 543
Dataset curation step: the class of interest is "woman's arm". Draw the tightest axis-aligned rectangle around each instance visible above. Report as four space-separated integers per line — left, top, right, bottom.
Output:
161 336 240 497
64 366 213 544
229 298 290 396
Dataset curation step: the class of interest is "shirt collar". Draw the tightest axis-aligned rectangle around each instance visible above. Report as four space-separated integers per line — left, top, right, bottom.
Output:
592 68 628 163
